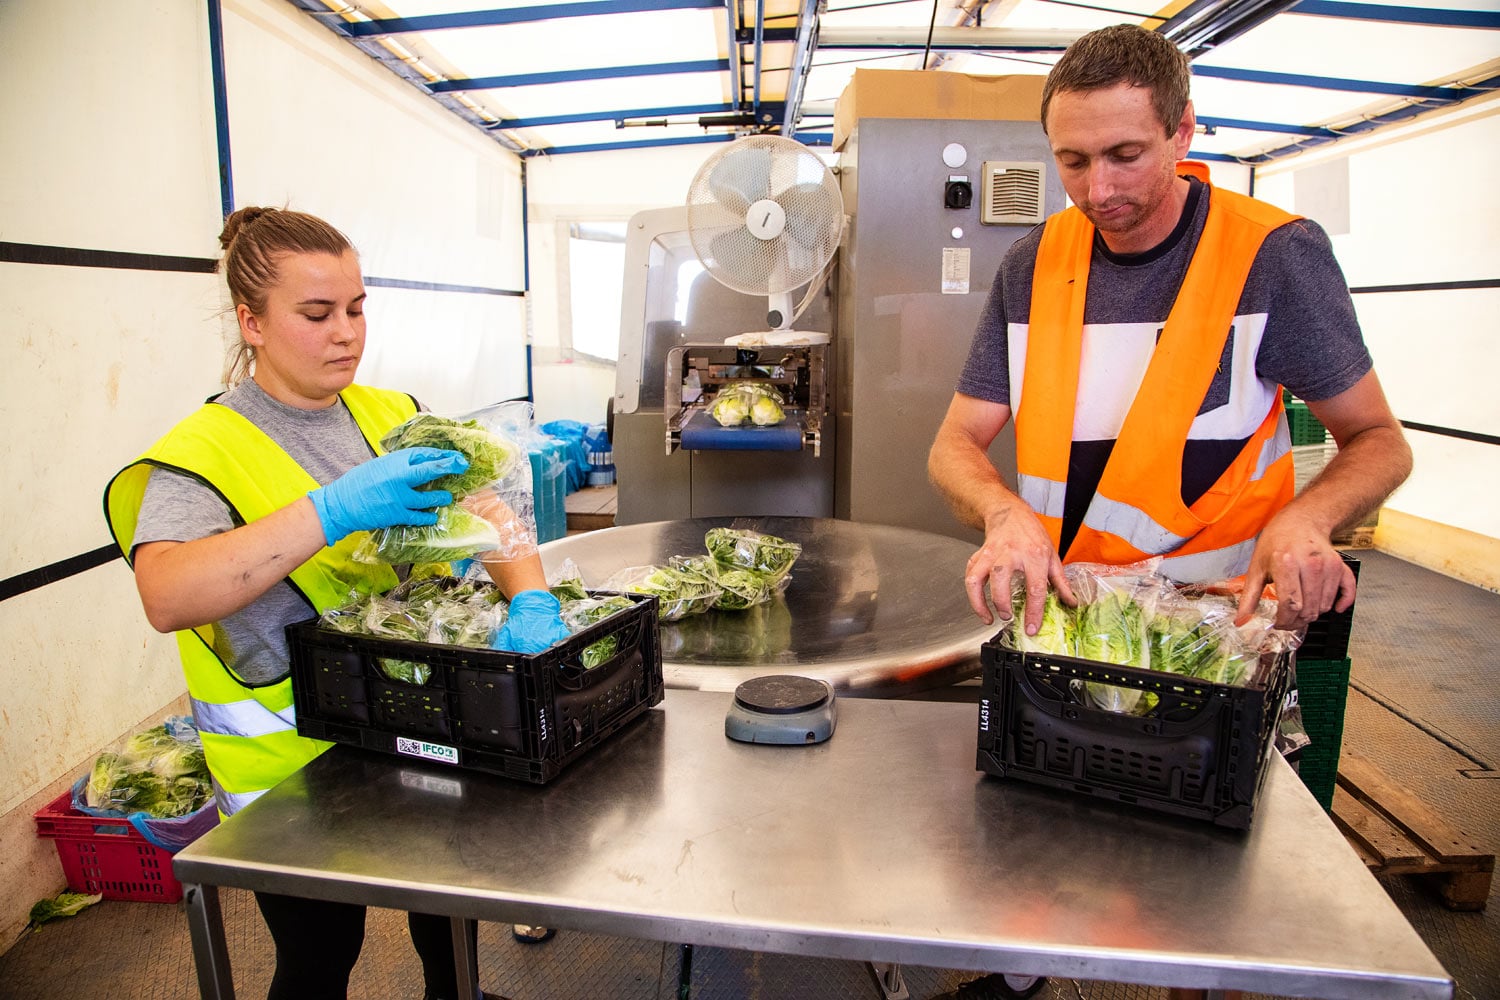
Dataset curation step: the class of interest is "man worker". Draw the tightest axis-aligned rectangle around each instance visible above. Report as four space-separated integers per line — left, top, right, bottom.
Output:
929 23 1412 651
926 22 1412 1000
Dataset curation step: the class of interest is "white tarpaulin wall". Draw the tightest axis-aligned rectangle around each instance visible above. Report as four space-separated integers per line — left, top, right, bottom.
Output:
0 0 528 937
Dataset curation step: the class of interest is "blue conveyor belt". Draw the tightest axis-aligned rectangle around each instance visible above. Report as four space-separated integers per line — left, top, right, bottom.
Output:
679 409 803 451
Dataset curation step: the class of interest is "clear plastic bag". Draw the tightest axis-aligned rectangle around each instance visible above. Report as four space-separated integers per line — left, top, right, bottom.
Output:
603 564 722 622
704 526 802 580
558 594 637 668
999 559 1303 718
712 567 779 611
317 577 508 685
82 718 213 820
352 503 503 565
356 403 540 566
707 381 787 426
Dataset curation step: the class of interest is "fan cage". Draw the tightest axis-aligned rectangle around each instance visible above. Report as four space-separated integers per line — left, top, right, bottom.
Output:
686 135 844 297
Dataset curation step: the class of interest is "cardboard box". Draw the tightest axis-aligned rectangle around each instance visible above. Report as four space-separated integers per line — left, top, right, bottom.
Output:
833 69 1046 150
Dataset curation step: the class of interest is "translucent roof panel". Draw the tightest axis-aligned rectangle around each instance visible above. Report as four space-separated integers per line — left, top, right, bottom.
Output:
293 0 1499 161
411 9 726 79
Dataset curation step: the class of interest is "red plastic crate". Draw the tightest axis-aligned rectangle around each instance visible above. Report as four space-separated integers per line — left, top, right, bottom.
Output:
33 791 183 903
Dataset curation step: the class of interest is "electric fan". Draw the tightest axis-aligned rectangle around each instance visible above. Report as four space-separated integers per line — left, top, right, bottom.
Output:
685 134 845 345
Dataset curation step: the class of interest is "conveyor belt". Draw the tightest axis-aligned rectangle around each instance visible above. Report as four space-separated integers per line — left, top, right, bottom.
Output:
678 409 803 451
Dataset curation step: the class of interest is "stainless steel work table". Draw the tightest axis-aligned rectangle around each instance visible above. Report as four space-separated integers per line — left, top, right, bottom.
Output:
174 690 1452 1000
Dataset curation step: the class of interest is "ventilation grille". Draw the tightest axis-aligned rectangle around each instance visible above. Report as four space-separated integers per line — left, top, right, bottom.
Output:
982 161 1046 225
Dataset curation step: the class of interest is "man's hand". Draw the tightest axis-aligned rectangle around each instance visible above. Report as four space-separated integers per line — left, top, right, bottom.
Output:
1237 507 1355 629
965 497 1076 632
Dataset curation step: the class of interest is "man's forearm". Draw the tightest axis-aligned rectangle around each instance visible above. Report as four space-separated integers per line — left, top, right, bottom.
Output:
929 430 1029 533
1284 424 1413 536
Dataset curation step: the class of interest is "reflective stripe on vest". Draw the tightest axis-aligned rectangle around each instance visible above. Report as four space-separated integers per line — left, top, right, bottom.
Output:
1017 474 1067 520
214 784 266 818
104 384 417 814
190 694 296 738
1016 185 1300 583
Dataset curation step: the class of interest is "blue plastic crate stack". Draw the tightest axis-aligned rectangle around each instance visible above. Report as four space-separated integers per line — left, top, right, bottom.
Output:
533 419 612 542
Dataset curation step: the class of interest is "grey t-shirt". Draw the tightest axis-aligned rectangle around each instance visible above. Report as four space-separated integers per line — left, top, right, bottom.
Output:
132 379 385 684
956 177 1373 553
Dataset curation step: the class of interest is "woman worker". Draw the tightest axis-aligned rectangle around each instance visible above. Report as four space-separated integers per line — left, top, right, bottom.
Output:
104 206 568 1000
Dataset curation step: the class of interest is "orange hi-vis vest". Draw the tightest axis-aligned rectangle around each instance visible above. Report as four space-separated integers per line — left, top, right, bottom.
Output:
1015 183 1300 583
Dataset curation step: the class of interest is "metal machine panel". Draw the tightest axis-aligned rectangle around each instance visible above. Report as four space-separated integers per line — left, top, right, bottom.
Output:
613 206 836 524
834 117 1063 542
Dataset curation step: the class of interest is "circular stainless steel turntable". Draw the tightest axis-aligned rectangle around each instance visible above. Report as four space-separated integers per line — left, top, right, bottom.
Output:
540 517 995 697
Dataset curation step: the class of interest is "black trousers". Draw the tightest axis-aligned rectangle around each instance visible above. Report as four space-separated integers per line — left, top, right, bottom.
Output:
254 891 476 1000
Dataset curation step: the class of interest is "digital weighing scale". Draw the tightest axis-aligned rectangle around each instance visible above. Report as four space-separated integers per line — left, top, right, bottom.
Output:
724 674 837 745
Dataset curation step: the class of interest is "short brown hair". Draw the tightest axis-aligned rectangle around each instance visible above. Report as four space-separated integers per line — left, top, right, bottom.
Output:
1041 24 1191 137
217 207 355 385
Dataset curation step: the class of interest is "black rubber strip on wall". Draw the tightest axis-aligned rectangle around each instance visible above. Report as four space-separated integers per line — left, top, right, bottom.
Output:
0 241 217 273
1349 277 1499 295
1400 420 1500 447
0 545 120 603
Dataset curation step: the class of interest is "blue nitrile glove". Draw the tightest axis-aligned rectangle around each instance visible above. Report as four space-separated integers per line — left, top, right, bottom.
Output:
492 590 572 654
308 447 469 545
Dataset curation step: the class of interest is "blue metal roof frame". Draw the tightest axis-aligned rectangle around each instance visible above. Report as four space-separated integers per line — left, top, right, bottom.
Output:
336 0 727 35
429 60 731 93
284 0 1500 163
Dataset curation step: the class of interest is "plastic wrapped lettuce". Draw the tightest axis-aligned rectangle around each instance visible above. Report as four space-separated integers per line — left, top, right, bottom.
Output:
998 560 1298 718
712 567 777 611
749 394 785 426
379 413 521 499
548 558 590 603
708 381 786 427
352 503 502 566
705 527 802 581
1077 587 1153 715
83 720 212 819
1007 585 1076 656
317 577 508 685
709 392 750 427
364 405 540 566
559 594 636 668
603 564 722 622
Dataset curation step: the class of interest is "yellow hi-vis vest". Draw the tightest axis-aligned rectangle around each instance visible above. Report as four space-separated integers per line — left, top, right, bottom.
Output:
1015 184 1299 583
104 384 417 815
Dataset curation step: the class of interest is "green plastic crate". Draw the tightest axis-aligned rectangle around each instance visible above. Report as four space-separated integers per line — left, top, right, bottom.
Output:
1292 656 1352 810
1286 400 1328 446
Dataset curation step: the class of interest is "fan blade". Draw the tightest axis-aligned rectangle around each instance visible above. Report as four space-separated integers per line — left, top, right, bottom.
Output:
776 181 843 251
708 226 772 295
707 145 772 216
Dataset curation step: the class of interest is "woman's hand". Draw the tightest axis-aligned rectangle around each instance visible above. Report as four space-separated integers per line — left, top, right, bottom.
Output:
308 447 468 544
491 590 572 654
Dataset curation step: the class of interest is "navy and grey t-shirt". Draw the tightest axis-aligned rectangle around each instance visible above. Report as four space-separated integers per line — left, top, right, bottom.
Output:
956 176 1372 555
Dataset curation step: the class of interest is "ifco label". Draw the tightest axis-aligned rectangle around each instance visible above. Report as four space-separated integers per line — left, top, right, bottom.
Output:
395 736 459 765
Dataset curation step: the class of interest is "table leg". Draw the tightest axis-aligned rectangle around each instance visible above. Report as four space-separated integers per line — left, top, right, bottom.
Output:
182 882 235 1000
677 943 694 1000
451 916 480 999
869 962 909 999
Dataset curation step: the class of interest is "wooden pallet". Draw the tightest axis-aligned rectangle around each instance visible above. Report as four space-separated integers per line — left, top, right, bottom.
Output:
1331 750 1495 911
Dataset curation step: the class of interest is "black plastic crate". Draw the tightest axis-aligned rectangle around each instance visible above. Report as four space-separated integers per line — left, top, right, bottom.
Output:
287 592 663 784
1300 551 1359 661
977 642 1292 830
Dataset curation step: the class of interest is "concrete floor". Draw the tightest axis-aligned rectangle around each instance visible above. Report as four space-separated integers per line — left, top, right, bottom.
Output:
2 548 1495 1000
